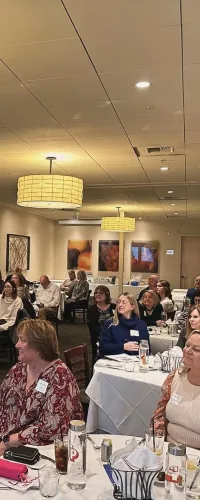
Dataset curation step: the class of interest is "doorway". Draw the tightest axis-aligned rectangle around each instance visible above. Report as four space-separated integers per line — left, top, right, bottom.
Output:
181 236 200 288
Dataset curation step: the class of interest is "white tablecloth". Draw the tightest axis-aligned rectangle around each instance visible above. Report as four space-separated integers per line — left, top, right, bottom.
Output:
1 436 194 500
86 364 166 436
150 332 178 354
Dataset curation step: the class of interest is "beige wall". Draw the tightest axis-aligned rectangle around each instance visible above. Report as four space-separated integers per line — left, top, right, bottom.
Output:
0 204 55 280
54 219 200 289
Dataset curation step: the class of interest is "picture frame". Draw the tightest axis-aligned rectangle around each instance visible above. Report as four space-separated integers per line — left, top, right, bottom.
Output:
131 241 159 273
6 234 30 272
98 240 119 272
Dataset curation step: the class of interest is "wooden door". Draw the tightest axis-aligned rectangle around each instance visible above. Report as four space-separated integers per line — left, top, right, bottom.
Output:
181 236 200 288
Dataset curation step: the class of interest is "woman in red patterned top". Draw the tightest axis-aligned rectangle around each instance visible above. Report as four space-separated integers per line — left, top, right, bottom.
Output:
0 319 83 454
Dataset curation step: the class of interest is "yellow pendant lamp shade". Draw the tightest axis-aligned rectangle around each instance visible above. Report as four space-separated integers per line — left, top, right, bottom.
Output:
17 158 83 209
101 216 135 232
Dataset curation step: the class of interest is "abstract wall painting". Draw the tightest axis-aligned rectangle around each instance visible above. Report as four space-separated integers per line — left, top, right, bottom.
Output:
131 241 159 273
67 240 92 270
6 234 30 272
98 240 119 272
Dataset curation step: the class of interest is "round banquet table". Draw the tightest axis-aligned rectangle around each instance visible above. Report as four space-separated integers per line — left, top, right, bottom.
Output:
149 331 178 355
86 362 167 436
0 436 197 500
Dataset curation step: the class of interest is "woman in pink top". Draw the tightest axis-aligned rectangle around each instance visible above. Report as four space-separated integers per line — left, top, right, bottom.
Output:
151 329 200 448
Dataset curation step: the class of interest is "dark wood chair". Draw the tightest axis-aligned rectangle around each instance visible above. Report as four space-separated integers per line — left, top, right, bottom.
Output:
64 344 90 418
71 290 92 323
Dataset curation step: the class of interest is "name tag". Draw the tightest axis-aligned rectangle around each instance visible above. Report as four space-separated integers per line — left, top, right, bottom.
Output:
169 393 182 406
130 330 139 337
36 379 48 394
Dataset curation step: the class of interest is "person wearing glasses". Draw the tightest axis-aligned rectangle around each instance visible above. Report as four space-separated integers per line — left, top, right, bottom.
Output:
100 293 150 356
151 330 200 448
87 285 115 366
177 305 200 350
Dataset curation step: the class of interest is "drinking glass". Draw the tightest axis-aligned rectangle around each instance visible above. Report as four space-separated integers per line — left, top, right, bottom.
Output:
186 455 200 499
38 467 59 497
123 359 135 372
145 429 164 463
54 435 68 474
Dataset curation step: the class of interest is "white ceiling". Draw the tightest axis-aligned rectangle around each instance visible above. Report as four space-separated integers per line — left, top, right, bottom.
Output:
0 0 200 220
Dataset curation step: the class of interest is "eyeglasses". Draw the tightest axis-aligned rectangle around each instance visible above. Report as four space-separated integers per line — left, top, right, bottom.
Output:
95 291 105 295
117 300 130 305
4 285 12 289
185 342 200 353
194 299 200 303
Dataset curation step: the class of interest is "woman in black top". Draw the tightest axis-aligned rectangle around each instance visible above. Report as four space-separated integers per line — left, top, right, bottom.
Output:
87 285 115 367
139 290 163 326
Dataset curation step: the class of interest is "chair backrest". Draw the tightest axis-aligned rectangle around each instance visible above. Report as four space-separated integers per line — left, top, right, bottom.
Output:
64 344 90 390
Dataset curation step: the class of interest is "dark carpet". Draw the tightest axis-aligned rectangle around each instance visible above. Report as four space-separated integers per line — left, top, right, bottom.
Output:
0 321 92 383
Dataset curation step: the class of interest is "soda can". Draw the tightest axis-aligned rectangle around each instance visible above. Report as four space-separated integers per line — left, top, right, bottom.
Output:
101 439 112 462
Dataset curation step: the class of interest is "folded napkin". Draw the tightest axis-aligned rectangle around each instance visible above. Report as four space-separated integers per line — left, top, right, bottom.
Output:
111 446 161 500
159 345 183 372
162 345 182 358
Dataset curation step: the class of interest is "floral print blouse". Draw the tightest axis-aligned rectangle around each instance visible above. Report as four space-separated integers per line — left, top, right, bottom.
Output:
0 360 83 445
151 370 175 437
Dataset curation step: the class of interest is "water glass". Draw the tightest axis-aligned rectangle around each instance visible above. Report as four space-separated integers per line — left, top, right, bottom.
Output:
38 467 59 497
145 429 164 463
54 435 68 474
186 455 200 499
124 359 135 372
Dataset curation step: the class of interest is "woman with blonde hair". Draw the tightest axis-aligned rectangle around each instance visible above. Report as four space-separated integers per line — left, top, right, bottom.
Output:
138 289 163 326
151 330 200 448
177 304 200 349
100 292 150 356
0 319 83 453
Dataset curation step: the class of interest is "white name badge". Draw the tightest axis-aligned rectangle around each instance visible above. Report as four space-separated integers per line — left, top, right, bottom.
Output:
130 330 139 337
169 393 182 406
36 379 48 395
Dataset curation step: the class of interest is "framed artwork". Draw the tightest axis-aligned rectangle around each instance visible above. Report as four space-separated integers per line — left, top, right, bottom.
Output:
131 241 159 273
6 234 30 272
67 240 92 270
98 240 119 272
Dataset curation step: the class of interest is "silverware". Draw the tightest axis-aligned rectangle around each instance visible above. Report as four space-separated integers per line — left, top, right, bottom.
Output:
86 434 101 450
189 461 200 490
137 437 145 446
39 453 56 464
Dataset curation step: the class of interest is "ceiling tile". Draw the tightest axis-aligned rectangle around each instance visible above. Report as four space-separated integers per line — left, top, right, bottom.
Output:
102 165 148 183
112 94 183 119
84 26 181 73
65 120 123 139
182 0 200 24
183 23 200 64
101 67 182 100
129 132 184 148
122 115 183 135
50 101 117 124
1 39 93 81
64 0 180 35
0 0 76 46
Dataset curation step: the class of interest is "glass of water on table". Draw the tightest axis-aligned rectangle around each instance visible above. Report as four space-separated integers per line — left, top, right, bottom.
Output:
145 428 164 464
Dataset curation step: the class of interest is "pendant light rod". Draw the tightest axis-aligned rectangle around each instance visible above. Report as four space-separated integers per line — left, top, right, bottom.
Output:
116 206 121 217
46 156 56 175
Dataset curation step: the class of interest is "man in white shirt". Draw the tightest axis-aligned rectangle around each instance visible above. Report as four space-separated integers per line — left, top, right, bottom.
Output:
36 275 60 320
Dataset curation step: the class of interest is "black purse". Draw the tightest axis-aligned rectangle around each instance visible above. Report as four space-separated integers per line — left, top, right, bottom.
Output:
4 445 56 466
4 445 40 465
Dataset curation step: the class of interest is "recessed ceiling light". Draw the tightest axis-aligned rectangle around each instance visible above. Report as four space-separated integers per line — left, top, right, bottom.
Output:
160 166 169 171
174 212 179 215
135 81 151 89
171 203 175 206
139 217 142 220
53 211 56 214
168 190 173 194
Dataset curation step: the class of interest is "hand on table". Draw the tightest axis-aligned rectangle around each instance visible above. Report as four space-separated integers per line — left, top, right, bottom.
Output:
124 341 139 351
156 320 165 327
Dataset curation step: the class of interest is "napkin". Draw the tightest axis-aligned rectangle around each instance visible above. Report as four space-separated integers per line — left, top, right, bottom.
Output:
111 446 160 500
162 345 182 357
160 345 182 372
110 437 137 463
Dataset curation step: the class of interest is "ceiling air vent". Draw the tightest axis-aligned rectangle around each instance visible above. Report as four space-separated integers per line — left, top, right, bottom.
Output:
146 146 174 154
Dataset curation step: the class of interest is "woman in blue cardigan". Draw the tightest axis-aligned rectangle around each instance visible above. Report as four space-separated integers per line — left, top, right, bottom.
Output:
100 293 150 356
